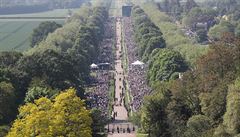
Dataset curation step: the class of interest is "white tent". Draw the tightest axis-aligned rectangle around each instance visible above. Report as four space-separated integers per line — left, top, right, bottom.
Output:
90 63 98 69
131 60 144 66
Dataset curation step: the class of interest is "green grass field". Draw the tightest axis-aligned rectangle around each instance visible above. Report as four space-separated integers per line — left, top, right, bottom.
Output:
0 9 73 52
0 9 78 17
0 20 64 52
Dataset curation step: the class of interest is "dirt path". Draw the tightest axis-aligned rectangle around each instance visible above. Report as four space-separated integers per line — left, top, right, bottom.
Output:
107 18 136 137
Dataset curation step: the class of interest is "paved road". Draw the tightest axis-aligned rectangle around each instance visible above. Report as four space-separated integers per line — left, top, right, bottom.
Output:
114 18 128 121
107 18 136 137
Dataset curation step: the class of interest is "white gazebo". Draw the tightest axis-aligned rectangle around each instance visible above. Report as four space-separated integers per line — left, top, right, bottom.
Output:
90 63 98 69
131 60 144 66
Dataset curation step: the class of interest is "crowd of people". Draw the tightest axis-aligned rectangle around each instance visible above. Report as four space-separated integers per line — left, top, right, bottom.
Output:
97 18 116 64
123 17 152 111
86 71 111 116
86 19 115 117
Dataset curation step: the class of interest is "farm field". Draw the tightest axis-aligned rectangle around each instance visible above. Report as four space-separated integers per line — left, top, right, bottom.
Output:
0 9 71 52
0 9 78 17
0 20 64 52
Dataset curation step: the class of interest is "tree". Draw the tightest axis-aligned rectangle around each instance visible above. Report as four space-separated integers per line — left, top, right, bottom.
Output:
0 51 22 68
208 21 235 40
140 86 171 137
199 84 228 122
0 82 16 124
90 109 108 136
184 0 198 13
223 78 240 135
235 23 240 37
184 115 212 137
16 50 84 90
24 86 59 103
0 126 10 137
7 88 92 137
132 6 165 61
182 7 217 29
166 71 200 137
30 21 62 47
196 34 239 92
142 36 166 61
148 49 188 83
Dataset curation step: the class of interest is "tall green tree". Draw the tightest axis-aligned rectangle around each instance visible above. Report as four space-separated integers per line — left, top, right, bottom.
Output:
148 48 188 83
0 82 16 124
30 21 62 47
223 78 240 135
140 86 171 137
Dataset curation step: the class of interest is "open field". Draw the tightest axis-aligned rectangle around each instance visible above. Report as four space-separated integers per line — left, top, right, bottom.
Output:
0 9 78 17
0 20 64 52
0 9 71 52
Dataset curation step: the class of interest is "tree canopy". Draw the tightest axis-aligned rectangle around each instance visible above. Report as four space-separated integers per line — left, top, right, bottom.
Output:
7 88 92 137
30 21 62 47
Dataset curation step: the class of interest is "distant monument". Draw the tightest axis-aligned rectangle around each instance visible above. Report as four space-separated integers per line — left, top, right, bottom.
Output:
122 2 133 17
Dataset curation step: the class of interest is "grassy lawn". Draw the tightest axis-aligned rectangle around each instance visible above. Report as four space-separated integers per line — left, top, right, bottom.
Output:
108 74 115 116
137 133 148 137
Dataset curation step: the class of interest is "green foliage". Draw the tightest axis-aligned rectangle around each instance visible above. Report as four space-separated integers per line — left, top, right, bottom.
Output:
184 115 212 137
140 85 171 137
0 4 109 128
148 48 188 83
166 71 200 136
223 78 240 135
235 23 240 37
0 125 10 137
0 51 22 68
199 86 228 122
208 20 235 40
16 50 83 90
214 124 232 137
90 109 108 136
24 86 59 103
131 6 166 61
129 112 142 128
162 0 182 18
182 7 217 28
0 82 16 124
183 0 198 13
174 44 208 67
142 3 208 67
30 21 62 47
137 27 240 137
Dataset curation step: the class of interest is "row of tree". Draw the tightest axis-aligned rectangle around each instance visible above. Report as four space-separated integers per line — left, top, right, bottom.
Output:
137 33 240 137
141 3 208 67
131 5 189 85
131 2 240 137
0 4 109 136
131 6 166 61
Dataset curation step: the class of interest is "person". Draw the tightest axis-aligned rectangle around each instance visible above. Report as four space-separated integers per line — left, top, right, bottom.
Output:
127 127 130 133
117 126 119 133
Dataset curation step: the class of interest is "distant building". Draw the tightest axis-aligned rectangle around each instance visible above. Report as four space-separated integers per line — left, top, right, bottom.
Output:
122 3 133 17
195 22 208 31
